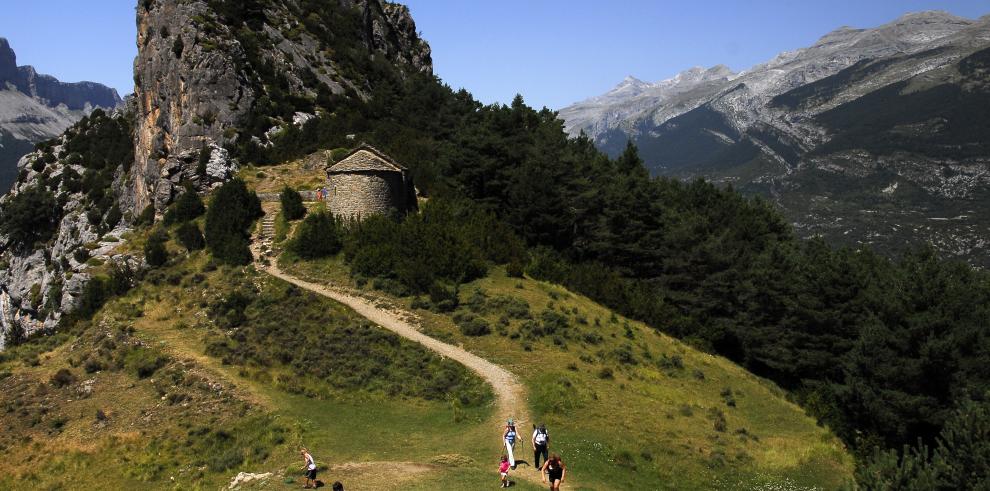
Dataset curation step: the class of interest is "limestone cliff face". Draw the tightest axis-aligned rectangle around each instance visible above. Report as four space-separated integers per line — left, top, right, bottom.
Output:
128 0 432 214
129 0 249 213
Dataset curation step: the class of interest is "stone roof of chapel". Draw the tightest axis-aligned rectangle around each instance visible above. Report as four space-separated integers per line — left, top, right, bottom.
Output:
327 144 407 174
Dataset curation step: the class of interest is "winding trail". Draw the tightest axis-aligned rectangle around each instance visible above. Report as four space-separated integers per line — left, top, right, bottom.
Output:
249 209 577 488
251 209 536 443
258 258 530 426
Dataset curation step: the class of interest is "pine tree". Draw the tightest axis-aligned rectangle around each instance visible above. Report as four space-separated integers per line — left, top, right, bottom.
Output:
175 221 205 251
280 186 306 220
288 210 341 259
144 227 169 267
204 178 262 265
164 186 205 224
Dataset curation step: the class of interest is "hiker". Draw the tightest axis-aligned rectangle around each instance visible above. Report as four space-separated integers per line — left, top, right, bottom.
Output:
498 454 511 488
540 454 566 491
532 423 550 470
332 482 343 491
503 418 518 447
503 418 518 467
502 418 518 454
300 447 318 489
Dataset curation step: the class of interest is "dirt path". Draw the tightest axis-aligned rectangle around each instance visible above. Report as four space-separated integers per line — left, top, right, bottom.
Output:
249 212 559 487
258 258 530 426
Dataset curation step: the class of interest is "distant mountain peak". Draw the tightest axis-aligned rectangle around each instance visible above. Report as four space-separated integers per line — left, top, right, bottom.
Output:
619 75 648 87
891 10 970 24
654 65 735 89
0 37 18 81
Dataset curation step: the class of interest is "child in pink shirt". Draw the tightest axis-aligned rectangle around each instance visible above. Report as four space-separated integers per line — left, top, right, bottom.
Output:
498 455 511 488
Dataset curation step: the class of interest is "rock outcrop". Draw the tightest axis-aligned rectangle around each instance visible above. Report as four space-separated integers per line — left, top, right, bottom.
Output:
0 111 140 350
129 0 431 214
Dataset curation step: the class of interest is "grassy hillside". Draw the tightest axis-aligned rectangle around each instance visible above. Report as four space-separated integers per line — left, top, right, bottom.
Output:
281 253 855 490
0 161 853 490
0 230 545 490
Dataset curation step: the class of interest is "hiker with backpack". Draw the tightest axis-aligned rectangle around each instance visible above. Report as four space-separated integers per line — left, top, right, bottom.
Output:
532 424 550 470
540 454 566 491
503 418 519 468
300 447 318 489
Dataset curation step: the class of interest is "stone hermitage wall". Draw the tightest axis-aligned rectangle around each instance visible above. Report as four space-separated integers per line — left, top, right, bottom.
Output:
328 171 407 219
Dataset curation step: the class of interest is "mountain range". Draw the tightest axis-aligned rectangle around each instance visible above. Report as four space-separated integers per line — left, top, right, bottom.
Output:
560 11 990 267
0 37 121 194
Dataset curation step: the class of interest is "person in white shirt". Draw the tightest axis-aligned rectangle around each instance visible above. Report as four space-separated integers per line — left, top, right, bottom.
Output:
532 423 550 470
300 447 318 489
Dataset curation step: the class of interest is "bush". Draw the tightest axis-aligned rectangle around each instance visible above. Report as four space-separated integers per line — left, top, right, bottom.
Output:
0 185 61 250
210 290 252 328
506 259 526 278
144 227 169 267
288 210 341 259
197 146 211 176
50 368 77 388
712 409 728 432
172 37 184 58
124 347 167 378
280 186 306 220
84 358 104 373
73 247 91 264
103 205 123 232
175 221 205 251
204 178 262 265
134 204 156 228
329 147 350 163
429 282 459 312
614 450 637 470
164 187 205 224
458 316 491 337
76 265 134 319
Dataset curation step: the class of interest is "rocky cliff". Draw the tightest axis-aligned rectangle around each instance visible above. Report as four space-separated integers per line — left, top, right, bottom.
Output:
560 11 990 266
0 0 432 349
128 0 431 214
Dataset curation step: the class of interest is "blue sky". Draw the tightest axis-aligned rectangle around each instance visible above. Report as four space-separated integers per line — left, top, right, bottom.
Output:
1 1 987 109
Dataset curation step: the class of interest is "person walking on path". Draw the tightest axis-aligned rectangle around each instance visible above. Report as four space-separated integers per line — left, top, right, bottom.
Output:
498 455 511 488
532 424 550 470
503 418 519 468
300 447 318 489
540 454 566 491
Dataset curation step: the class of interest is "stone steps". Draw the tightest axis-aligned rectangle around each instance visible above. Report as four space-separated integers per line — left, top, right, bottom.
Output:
260 216 277 239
